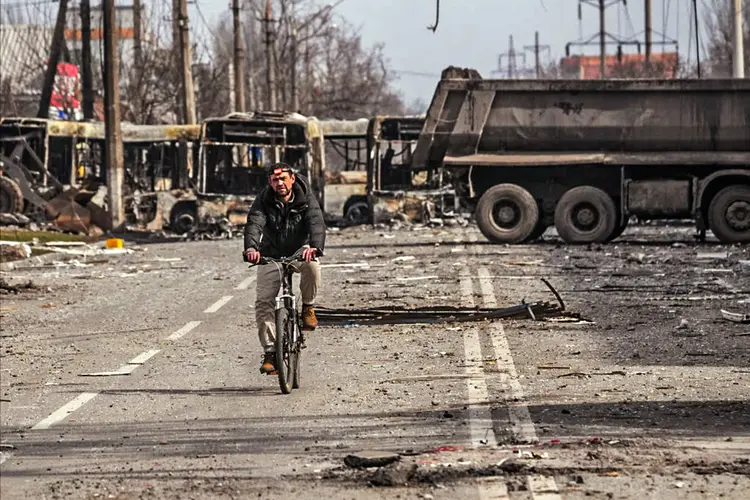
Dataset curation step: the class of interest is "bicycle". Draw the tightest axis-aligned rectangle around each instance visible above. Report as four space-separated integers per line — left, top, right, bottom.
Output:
247 247 313 394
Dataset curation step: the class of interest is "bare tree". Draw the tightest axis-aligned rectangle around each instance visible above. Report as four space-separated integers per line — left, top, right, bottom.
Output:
702 0 750 77
207 0 407 119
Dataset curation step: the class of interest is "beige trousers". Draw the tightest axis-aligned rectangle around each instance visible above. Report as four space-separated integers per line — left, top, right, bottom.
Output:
255 260 321 353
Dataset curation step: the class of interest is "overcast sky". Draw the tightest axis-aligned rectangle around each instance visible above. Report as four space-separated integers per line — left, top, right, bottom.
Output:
200 0 704 104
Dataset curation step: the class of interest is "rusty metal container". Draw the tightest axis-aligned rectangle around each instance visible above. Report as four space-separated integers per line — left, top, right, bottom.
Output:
412 67 750 167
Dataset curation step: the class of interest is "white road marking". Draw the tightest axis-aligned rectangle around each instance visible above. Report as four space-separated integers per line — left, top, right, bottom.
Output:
80 365 136 377
477 477 510 500
460 269 498 449
204 295 233 313
31 392 98 430
478 267 538 443
128 349 160 365
166 321 202 340
235 276 256 290
528 475 562 500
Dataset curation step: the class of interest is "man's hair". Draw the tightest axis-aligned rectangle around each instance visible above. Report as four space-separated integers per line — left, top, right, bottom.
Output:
266 162 295 178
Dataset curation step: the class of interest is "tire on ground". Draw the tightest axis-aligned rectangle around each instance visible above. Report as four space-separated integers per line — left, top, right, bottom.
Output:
554 186 617 244
169 201 197 234
605 220 628 243
344 200 370 225
707 185 750 243
475 184 539 244
0 176 24 213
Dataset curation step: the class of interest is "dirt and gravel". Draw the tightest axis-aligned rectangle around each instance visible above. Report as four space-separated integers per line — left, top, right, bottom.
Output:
1 221 748 499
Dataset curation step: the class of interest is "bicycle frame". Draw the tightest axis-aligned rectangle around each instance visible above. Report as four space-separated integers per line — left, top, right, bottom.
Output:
274 262 300 346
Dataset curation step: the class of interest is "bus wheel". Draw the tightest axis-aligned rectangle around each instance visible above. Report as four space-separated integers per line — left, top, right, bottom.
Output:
169 202 197 235
554 186 617 244
344 201 370 226
476 184 539 244
708 185 750 243
0 176 24 214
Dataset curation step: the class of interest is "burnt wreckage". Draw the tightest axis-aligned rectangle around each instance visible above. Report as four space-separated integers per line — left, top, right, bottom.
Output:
0 117 199 234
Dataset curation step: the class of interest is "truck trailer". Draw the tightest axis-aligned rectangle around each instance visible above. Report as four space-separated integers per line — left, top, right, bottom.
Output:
411 67 750 244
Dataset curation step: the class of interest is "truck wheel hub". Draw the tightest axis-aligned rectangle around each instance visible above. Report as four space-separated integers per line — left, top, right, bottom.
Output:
494 202 519 228
726 201 750 231
573 204 598 230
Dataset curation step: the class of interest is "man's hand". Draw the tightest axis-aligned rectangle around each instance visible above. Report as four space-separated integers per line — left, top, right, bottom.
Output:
302 247 318 262
244 249 261 264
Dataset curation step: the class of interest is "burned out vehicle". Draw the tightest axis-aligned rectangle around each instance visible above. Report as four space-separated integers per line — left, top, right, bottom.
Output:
175 111 325 238
409 67 750 243
0 117 108 232
0 117 201 234
119 123 200 231
365 115 441 224
318 118 369 225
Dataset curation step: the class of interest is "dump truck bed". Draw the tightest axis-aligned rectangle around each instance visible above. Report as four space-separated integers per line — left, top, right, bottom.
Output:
412 67 750 168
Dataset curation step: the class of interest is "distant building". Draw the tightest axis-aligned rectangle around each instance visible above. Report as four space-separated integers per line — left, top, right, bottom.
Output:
559 52 679 79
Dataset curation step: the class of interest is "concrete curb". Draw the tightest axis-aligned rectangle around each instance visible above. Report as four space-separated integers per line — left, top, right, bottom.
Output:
0 251 77 272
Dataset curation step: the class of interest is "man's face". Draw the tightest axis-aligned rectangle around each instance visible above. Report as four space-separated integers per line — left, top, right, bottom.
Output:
269 169 295 197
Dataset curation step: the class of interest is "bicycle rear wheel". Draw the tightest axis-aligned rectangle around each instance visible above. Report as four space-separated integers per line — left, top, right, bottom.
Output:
275 306 297 394
292 315 301 389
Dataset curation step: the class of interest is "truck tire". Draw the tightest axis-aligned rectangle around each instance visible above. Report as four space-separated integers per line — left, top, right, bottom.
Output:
476 184 539 244
554 186 617 244
605 220 628 242
0 176 24 213
707 185 750 243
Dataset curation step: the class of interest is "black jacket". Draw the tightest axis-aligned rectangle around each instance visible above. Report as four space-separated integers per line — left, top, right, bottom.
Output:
243 174 326 258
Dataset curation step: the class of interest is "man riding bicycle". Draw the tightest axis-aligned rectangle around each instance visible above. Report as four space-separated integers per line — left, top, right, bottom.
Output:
243 163 326 374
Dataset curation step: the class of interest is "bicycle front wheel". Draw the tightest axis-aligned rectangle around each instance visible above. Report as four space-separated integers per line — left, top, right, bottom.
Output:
275 306 297 394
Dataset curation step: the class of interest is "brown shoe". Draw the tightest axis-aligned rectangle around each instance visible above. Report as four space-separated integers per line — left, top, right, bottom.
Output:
302 305 318 331
260 353 276 374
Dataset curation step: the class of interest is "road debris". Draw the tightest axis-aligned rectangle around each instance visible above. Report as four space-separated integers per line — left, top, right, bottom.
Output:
344 451 402 469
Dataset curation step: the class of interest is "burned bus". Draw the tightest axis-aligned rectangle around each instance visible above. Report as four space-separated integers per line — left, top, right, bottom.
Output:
172 111 326 238
0 117 201 233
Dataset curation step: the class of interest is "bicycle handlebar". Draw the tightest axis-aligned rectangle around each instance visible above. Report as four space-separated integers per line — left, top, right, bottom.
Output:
243 247 319 267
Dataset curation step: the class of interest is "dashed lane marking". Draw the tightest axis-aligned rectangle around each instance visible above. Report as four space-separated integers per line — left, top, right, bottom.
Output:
31 392 98 430
460 269 498 449
204 295 234 313
166 321 202 340
128 349 161 365
478 267 539 443
235 276 256 291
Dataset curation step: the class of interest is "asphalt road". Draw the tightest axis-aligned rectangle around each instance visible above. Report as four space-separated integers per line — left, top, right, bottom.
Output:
1 224 748 499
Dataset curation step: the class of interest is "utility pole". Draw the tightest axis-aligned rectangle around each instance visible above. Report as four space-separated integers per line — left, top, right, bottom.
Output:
733 0 745 78
644 0 652 68
177 0 196 124
523 31 551 78
692 0 702 77
290 21 299 112
38 0 68 118
232 0 246 112
132 0 143 121
134 0 143 71
599 0 606 78
264 0 277 110
103 0 125 228
80 0 94 120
